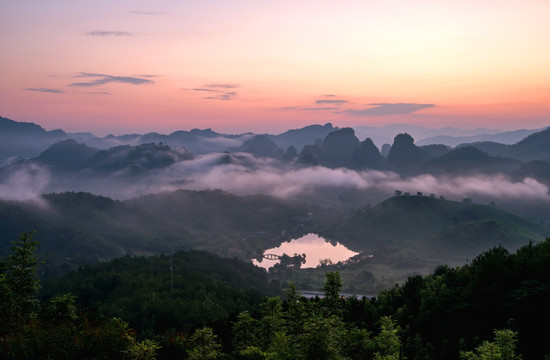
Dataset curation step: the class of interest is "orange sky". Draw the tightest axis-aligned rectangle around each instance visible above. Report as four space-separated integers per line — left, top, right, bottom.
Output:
1 0 549 135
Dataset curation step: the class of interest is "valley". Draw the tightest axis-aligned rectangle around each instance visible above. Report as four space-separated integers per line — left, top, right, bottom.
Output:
2 116 550 358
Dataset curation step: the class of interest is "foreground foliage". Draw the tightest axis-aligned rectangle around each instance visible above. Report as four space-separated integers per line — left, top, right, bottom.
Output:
2 233 550 359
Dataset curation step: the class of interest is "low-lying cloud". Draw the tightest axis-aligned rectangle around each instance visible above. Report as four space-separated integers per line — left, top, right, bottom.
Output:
0 164 52 201
2 154 549 213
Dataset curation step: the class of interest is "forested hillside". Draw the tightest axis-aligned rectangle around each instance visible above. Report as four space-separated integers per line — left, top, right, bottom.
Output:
2 233 549 358
41 250 282 334
0 190 333 277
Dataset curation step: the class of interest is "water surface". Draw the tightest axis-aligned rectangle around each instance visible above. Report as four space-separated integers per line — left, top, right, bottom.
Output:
253 233 358 269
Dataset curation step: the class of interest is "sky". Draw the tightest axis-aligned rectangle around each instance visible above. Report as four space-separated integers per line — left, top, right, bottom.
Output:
1 0 549 136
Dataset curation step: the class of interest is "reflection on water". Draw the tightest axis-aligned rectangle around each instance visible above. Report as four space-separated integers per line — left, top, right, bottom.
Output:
253 233 358 269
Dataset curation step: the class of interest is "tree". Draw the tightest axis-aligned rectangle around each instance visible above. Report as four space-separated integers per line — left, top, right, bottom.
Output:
41 292 78 325
123 339 162 360
257 297 284 349
323 272 343 316
460 329 521 360
1 231 40 329
187 327 223 360
373 316 401 360
233 311 259 354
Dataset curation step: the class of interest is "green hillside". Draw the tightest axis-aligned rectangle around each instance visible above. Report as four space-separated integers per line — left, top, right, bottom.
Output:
41 250 281 334
273 195 550 293
0 190 333 277
331 195 547 254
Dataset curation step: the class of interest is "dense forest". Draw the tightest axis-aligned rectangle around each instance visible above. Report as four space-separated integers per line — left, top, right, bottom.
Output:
2 190 547 295
1 231 549 359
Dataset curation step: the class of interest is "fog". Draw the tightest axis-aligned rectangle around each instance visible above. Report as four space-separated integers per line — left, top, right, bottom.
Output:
2 153 550 218
0 163 51 201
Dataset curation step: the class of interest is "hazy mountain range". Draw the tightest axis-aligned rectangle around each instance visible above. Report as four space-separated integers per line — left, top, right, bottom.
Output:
1 115 545 164
2 115 550 290
2 115 550 217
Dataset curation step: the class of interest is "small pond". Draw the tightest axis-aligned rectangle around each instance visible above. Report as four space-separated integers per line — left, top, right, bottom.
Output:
253 233 358 270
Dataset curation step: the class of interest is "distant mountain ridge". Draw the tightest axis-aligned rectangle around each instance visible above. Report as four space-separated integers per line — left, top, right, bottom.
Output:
416 127 546 147
0 116 66 164
3 115 550 191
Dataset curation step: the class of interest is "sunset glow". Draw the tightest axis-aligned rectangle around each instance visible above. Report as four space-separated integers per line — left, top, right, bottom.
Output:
1 0 549 134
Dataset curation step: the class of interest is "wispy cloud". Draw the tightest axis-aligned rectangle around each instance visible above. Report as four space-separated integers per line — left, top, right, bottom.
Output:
87 31 134 37
204 84 239 89
204 92 237 101
280 95 348 111
87 91 112 95
129 11 167 15
24 87 64 94
192 88 220 93
279 106 300 111
344 103 435 116
315 99 348 105
189 83 240 100
302 107 340 111
69 73 154 87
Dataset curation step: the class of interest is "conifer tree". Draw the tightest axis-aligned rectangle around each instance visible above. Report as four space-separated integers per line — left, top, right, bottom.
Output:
1 231 40 329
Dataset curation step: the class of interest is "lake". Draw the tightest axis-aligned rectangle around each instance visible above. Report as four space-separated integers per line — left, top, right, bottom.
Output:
253 233 358 269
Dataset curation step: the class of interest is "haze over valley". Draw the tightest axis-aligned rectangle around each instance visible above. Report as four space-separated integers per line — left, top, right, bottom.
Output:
2 1 550 357
1 115 549 293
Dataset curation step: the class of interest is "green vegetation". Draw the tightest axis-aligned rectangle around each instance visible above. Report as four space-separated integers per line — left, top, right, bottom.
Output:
290 195 549 292
328 195 547 255
41 250 282 334
2 191 546 296
0 190 337 277
3 231 550 358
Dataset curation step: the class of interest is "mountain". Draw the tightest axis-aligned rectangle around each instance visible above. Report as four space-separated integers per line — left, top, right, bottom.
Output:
82 142 193 175
350 138 383 169
511 127 550 161
422 146 520 175
0 116 66 164
512 160 550 185
229 134 284 158
319 128 361 168
23 140 192 176
353 124 502 148
270 123 340 152
297 144 321 165
36 139 100 171
386 133 431 174
269 194 549 294
419 144 450 158
416 127 545 147
325 195 548 265
0 190 331 276
463 127 550 161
